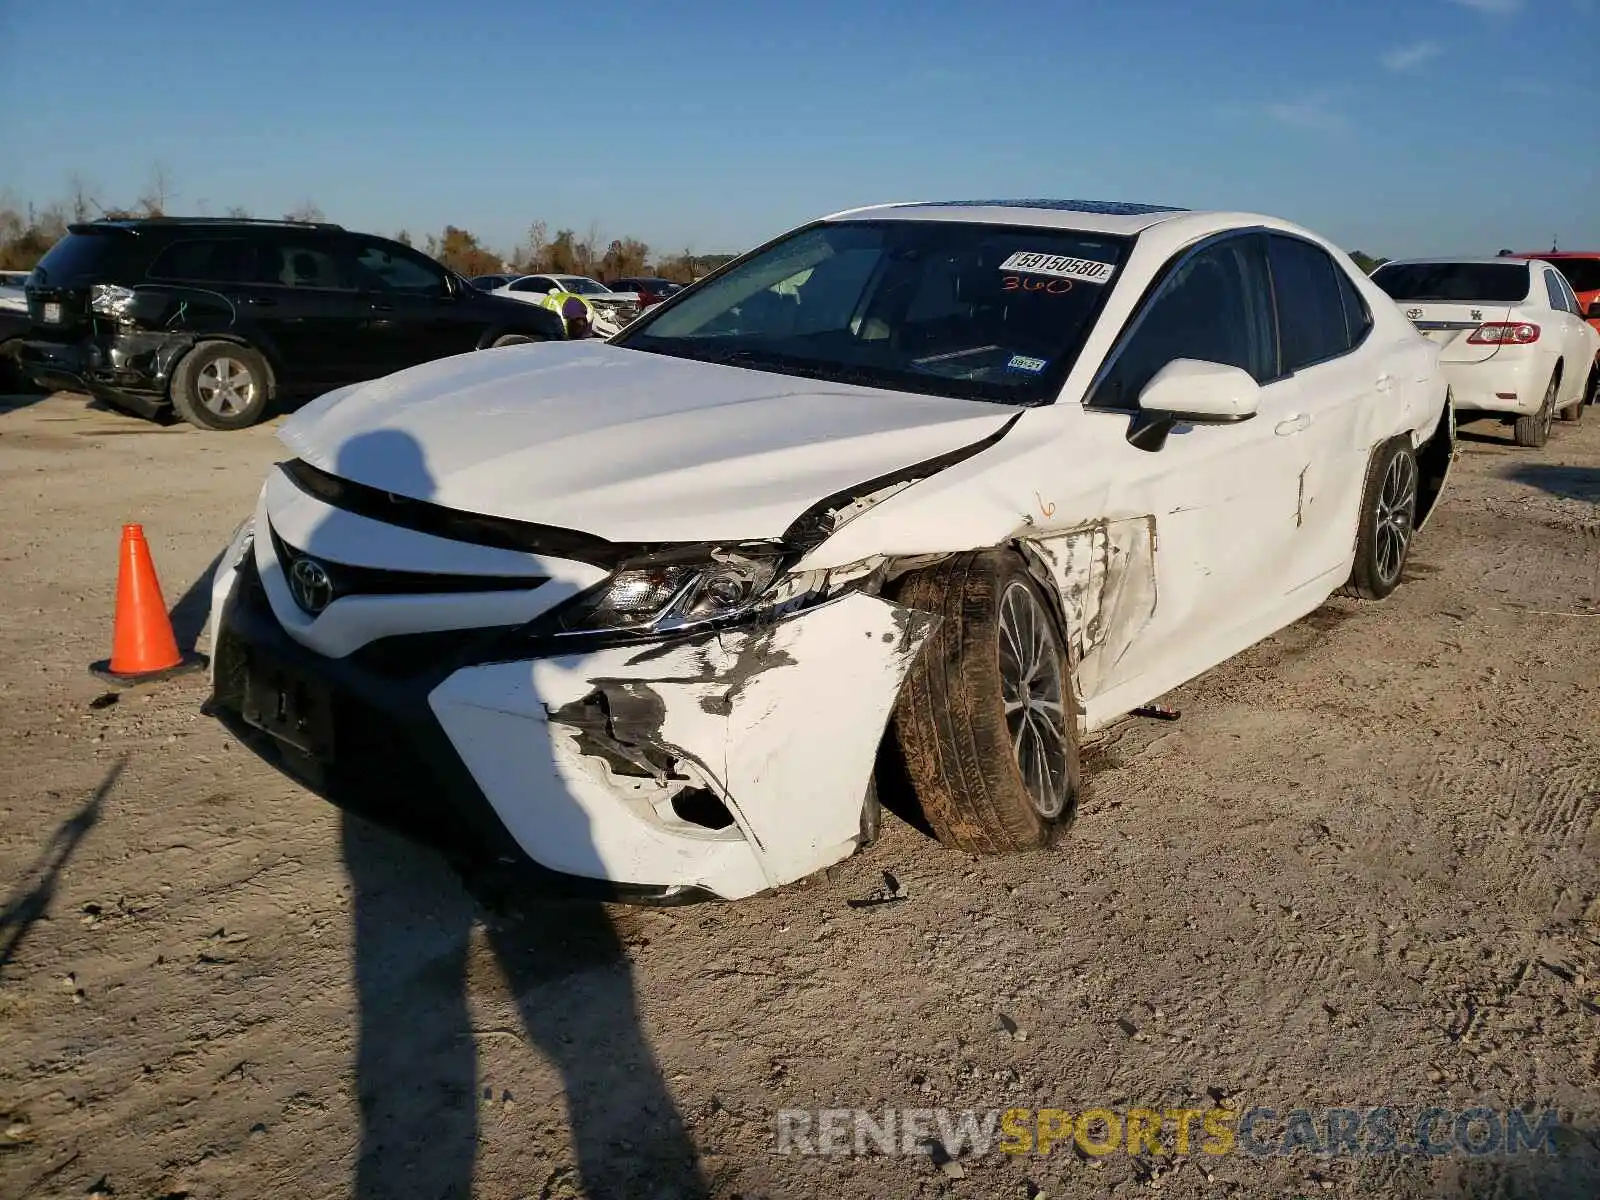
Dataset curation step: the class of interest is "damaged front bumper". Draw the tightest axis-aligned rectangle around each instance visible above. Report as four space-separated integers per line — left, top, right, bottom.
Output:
207 546 935 903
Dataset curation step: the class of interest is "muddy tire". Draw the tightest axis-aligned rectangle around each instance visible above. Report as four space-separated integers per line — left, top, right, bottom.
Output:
1513 373 1558 448
1341 437 1419 602
171 341 272 431
890 550 1081 854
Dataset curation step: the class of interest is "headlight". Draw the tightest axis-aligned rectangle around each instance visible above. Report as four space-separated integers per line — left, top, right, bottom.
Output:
548 550 832 636
90 283 138 321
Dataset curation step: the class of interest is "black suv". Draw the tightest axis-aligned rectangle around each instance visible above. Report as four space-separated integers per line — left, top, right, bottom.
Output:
21 217 567 430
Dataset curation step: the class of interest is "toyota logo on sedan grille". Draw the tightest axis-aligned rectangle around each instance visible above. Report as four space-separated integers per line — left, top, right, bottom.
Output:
1405 307 1423 320
288 556 335 615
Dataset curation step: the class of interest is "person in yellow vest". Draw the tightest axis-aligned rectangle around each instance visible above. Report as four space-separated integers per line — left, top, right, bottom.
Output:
539 290 596 338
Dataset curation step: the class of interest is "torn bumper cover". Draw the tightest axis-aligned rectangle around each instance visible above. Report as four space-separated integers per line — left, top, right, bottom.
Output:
209 552 935 903
19 332 193 417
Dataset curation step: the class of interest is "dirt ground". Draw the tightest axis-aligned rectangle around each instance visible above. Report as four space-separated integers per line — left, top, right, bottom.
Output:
0 387 1596 1200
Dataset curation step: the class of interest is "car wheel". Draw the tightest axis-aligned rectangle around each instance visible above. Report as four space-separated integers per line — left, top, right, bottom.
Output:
890 549 1081 854
1340 437 1419 601
171 341 272 431
490 333 540 348
1513 373 1558 448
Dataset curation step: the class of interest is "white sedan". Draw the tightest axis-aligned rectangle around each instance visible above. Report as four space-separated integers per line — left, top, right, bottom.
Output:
489 273 641 336
1371 256 1599 447
0 270 30 313
204 199 1454 903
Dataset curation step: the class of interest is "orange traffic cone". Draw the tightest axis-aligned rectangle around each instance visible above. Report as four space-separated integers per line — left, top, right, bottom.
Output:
90 524 205 685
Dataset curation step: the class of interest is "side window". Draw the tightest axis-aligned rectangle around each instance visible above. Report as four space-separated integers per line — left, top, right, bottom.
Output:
146 239 256 285
1267 235 1355 371
261 239 355 290
1090 235 1276 409
1555 272 1580 315
1334 264 1372 348
510 277 552 293
1543 271 1567 313
353 242 447 295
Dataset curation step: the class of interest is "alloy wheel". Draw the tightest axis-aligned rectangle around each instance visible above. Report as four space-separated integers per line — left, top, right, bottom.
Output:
1374 450 1418 586
196 356 257 417
997 581 1069 818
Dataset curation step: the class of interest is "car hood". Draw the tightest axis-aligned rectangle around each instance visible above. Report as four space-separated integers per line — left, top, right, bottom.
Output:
277 341 1020 544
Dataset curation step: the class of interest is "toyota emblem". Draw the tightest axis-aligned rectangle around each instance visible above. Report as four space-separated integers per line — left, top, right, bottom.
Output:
1405 307 1423 320
288 556 335 615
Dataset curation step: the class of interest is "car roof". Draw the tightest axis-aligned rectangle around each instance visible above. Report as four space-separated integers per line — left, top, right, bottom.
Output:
823 198 1196 236
1503 250 1600 260
72 216 344 233
1376 256 1536 268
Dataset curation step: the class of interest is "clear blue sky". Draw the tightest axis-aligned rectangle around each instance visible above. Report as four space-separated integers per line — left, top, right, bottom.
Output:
2 0 1596 261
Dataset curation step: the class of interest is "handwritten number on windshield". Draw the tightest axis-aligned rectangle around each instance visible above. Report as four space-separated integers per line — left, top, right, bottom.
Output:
1001 275 1073 295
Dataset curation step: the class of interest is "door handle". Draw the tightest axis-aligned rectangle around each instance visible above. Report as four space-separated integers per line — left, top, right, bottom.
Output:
370 302 395 313
238 295 276 308
1274 413 1312 436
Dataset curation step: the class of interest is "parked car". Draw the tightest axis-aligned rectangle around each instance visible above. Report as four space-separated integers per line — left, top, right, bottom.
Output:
607 276 684 309
19 217 567 431
0 270 30 313
205 198 1453 904
489 274 641 335
1501 250 1600 338
1371 256 1600 446
0 305 35 393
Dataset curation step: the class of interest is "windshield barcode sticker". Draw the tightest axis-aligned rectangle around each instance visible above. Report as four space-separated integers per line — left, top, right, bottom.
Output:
999 252 1115 284
1007 355 1048 374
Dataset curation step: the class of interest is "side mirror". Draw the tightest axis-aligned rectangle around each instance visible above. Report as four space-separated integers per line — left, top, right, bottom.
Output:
1586 300 1600 320
1127 358 1261 452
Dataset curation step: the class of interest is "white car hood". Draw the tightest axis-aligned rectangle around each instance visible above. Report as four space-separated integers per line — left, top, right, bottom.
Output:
278 341 1019 544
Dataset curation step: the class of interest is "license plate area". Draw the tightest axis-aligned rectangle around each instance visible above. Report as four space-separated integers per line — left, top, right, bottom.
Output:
241 656 334 758
42 301 62 323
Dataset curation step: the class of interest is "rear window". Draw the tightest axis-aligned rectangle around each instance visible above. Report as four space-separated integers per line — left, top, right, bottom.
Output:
1371 262 1529 303
1548 259 1600 294
29 230 133 287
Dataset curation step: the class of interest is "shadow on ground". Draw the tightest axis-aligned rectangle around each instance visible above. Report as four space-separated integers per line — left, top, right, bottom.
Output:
213 426 708 1198
0 755 128 974
1501 463 1600 504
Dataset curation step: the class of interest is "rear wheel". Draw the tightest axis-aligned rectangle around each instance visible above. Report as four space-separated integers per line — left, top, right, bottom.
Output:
1341 437 1419 601
489 333 540 348
1513 373 1558 447
171 341 271 431
890 550 1081 854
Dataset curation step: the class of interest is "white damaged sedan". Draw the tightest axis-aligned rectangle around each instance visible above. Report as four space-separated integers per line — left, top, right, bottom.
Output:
205 199 1455 903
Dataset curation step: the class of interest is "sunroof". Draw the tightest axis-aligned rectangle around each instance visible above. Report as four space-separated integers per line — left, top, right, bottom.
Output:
904 199 1188 216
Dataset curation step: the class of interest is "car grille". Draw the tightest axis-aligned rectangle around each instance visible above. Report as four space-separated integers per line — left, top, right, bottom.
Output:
268 525 548 604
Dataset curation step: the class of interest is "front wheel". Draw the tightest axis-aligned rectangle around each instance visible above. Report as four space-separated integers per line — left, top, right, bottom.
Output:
1341 437 1419 601
1513 373 1558 447
170 342 272 430
890 550 1081 854
489 333 540 348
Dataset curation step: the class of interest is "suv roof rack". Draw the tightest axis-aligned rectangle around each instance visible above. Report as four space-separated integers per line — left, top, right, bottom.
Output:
83 215 345 232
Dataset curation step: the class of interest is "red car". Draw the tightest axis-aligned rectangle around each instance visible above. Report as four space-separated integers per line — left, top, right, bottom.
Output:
1503 250 1600 334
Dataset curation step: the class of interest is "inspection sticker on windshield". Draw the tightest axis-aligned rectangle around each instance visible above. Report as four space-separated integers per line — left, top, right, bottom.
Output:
999 251 1115 285
1007 354 1048 374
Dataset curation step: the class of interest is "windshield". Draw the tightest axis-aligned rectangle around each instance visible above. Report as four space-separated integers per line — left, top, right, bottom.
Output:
558 276 610 295
1548 258 1600 295
1371 261 1530 303
615 220 1130 404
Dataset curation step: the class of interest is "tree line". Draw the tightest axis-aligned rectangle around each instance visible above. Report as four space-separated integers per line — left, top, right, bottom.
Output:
0 168 1387 281
0 169 737 283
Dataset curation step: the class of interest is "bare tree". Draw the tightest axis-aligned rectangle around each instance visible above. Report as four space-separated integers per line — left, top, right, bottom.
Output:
225 205 252 219
284 199 326 223
65 173 100 223
137 162 174 217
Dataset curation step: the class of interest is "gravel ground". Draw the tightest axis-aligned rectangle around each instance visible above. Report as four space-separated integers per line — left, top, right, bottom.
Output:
0 388 1596 1200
